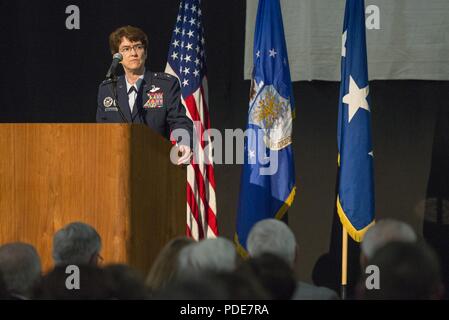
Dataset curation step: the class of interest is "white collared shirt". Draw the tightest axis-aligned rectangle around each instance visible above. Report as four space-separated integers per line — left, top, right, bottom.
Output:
125 73 145 113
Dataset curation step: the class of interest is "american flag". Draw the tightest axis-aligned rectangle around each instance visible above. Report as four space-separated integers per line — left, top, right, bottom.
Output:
165 0 218 239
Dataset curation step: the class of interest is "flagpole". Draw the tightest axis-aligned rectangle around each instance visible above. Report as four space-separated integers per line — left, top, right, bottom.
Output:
341 226 348 300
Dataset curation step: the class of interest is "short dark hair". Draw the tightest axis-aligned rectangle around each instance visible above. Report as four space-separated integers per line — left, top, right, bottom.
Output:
109 25 148 54
363 241 443 300
236 253 297 300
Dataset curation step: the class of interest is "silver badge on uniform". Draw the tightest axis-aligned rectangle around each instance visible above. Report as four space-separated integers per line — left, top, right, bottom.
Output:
103 97 118 111
149 85 161 92
103 97 114 108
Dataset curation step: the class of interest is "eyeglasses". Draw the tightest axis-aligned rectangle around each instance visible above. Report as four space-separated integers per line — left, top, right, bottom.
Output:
120 44 145 55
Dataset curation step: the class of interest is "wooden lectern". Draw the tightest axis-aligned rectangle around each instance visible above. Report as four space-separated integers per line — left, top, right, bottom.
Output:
0 124 186 274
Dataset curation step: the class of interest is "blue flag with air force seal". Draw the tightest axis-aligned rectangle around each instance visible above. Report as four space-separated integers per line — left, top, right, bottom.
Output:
337 0 375 242
235 0 296 253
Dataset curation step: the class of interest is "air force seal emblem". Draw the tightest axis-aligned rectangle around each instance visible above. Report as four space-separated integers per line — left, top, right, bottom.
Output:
249 82 292 150
103 97 114 108
103 96 118 112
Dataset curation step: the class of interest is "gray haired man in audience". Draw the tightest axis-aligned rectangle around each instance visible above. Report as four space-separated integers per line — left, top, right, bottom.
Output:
0 242 42 299
52 222 102 266
177 237 238 277
247 218 339 300
360 218 417 270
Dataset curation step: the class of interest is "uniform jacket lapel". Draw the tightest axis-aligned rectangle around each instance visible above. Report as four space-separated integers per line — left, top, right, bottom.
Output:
131 71 153 121
117 76 132 122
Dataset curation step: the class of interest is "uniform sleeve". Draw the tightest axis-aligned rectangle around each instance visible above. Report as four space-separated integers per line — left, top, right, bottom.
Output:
166 78 193 147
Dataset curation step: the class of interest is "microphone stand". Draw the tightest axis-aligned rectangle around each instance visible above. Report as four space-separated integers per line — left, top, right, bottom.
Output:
103 76 128 123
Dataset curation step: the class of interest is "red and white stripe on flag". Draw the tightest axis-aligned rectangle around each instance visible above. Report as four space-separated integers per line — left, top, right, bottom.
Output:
183 80 219 240
185 88 219 239
166 65 218 240
165 0 218 240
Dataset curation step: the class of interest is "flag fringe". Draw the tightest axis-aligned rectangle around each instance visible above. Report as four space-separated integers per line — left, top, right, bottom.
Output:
274 186 296 220
234 233 249 259
234 186 297 257
336 196 375 242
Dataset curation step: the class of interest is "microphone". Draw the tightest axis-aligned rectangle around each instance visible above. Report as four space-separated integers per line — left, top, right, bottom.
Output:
105 52 123 80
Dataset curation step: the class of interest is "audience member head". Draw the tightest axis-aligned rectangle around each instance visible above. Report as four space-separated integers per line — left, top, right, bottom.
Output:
103 264 149 299
145 236 194 292
360 241 444 300
152 271 228 300
177 237 238 278
52 222 102 266
237 253 297 299
0 272 9 299
0 242 42 298
153 270 269 300
246 219 297 268
360 218 417 268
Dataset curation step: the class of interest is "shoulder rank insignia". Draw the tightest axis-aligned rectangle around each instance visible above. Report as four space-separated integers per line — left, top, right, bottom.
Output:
153 72 173 80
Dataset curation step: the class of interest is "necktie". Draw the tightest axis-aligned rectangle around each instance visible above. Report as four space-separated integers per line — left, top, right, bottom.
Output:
128 86 137 94
128 86 137 112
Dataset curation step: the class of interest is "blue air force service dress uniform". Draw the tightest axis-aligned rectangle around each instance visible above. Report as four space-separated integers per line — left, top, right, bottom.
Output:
96 71 192 144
